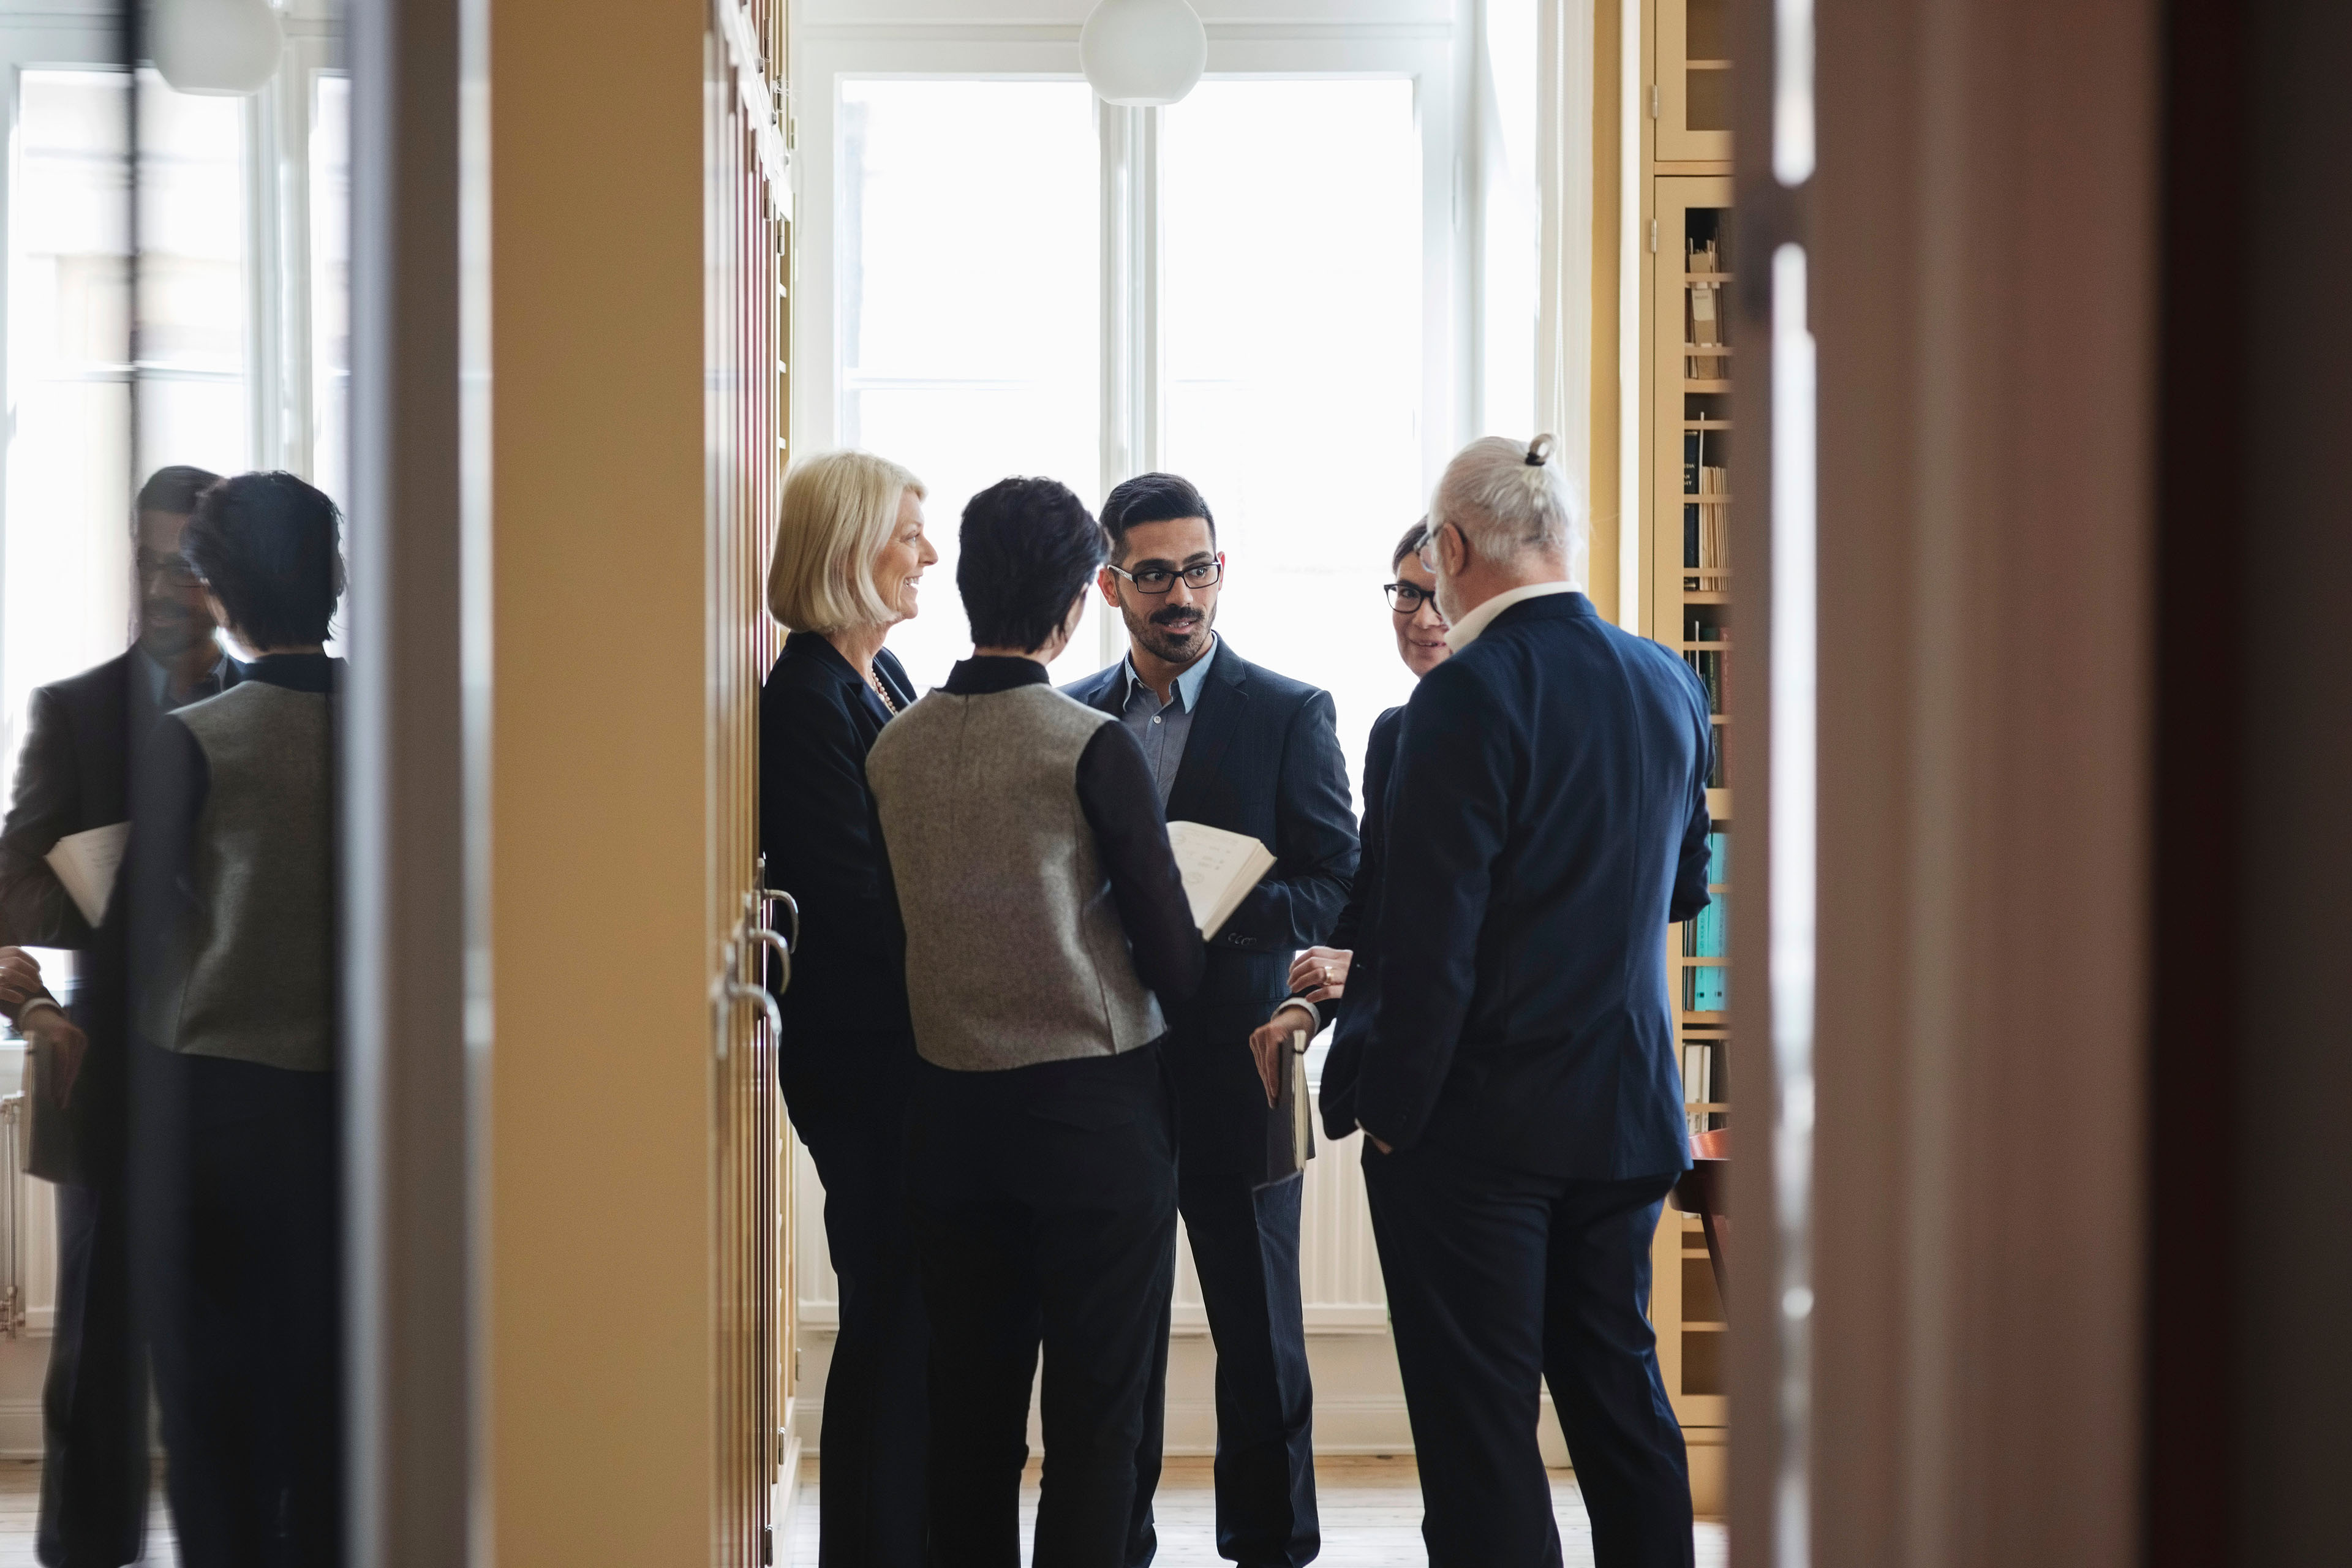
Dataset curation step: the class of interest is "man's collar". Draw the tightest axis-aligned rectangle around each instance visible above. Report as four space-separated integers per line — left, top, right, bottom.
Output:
1443 582 1581 652
134 644 228 708
1123 633 1219 710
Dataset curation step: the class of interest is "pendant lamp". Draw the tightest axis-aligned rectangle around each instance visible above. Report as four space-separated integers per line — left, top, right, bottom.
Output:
1080 0 1207 107
152 0 285 96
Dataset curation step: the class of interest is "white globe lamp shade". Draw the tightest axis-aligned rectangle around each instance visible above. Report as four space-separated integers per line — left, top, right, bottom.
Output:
1080 0 1207 108
152 0 285 97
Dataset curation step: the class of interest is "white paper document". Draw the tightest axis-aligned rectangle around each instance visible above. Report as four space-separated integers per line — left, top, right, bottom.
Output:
1164 820 1276 940
45 821 128 927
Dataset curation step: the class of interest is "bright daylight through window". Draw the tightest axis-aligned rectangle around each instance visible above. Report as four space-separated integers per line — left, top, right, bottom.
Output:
837 75 1425 788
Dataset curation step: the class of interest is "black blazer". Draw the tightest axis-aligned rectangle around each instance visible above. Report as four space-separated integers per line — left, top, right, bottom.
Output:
759 631 918 1068
1314 702 1402 1140
1353 592 1712 1181
0 654 151 949
1064 639 1358 1172
0 651 236 1176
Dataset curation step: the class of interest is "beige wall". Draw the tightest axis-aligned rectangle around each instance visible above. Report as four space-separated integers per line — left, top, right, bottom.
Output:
486 0 713 1560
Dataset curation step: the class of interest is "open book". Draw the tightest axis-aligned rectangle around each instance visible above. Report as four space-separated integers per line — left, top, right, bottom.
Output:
45 821 128 927
1164 820 1275 940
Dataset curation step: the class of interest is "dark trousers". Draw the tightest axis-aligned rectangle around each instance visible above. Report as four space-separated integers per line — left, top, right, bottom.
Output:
134 1050 341 1568
1128 1170 1316 1568
781 1043 929 1568
37 1179 149 1568
1363 1144 1691 1568
909 1047 1178 1568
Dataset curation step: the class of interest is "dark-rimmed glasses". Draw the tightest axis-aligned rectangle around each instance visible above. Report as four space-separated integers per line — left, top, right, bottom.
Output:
1107 558 1223 595
1384 580 1436 613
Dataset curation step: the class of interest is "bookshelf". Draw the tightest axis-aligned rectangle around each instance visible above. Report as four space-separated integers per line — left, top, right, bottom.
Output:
1638 0 1732 1506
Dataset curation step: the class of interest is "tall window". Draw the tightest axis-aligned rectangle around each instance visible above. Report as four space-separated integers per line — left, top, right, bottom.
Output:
839 80 1101 685
1160 78 1423 783
827 74 1436 790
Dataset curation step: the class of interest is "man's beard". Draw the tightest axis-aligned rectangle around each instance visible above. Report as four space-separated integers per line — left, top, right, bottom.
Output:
138 599 214 660
1125 600 1213 665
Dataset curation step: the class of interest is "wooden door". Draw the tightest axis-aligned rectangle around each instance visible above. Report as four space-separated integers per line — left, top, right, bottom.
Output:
706 0 794 1561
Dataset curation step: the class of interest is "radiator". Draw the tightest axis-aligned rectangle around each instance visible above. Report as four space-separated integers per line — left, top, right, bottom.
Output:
0 1091 22 1340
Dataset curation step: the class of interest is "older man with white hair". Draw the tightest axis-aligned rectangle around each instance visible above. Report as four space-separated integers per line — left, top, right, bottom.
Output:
1344 435 1715 1567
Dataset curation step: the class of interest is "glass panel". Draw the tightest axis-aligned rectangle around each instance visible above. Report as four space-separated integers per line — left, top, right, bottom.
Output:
1161 78 1422 805
1686 0 1732 59
838 80 1101 688
311 75 353 510
1687 67 1732 133
8 72 135 783
1682 1325 1725 1395
134 69 251 475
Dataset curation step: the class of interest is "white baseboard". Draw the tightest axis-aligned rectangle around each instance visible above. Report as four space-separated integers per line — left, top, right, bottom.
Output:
0 1396 43 1458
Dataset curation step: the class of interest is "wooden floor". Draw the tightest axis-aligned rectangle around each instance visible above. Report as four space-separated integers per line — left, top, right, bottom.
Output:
786 1456 1730 1567
0 1453 1730 1565
0 1459 179 1567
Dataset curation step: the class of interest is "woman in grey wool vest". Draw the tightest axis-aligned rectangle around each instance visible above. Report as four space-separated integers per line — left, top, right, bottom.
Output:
865 476 1205 1568
123 470 346 1567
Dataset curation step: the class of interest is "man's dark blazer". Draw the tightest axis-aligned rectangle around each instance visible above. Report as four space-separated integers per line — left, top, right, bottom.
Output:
1314 703 1401 1142
1352 592 1713 1180
1 654 149 951
1064 639 1358 1174
759 631 918 1097
0 652 230 1170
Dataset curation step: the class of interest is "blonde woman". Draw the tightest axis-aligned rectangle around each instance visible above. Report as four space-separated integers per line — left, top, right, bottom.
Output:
760 449 937 1568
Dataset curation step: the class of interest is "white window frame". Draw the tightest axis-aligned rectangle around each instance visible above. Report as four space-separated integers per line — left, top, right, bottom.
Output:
793 18 1471 672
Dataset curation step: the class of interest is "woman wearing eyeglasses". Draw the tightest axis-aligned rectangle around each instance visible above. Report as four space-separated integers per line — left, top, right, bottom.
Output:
1247 519 1449 1126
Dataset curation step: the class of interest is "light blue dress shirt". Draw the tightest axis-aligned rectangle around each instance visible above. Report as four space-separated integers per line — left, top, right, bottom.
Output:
1116 636 1218 807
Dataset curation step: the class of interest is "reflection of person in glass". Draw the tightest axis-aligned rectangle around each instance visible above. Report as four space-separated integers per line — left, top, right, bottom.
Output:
1251 518 1450 1102
758 450 937 1568
0 462 228 1568
125 471 345 1567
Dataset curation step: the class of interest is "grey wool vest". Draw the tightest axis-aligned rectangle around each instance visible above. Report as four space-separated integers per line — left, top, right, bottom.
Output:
867 682 1165 1072
150 681 336 1072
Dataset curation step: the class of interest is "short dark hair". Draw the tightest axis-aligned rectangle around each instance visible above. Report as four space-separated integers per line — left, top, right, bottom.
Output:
182 472 346 649
1099 472 1214 562
957 477 1107 654
136 464 220 518
1392 518 1430 572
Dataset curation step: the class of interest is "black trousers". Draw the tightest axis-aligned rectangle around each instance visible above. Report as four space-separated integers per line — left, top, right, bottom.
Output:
1363 1144 1691 1568
37 1178 149 1568
135 1050 341 1568
781 1039 929 1568
909 1047 1178 1568
1128 1170 1316 1568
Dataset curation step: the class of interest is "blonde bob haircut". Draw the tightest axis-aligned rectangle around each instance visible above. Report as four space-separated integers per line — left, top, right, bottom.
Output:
766 449 927 633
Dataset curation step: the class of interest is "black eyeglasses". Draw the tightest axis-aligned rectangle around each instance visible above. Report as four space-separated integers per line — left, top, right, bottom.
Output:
1107 558 1223 595
1384 581 1436 613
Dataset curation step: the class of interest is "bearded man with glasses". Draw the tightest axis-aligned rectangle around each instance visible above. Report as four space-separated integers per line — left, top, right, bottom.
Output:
1062 472 1358 1568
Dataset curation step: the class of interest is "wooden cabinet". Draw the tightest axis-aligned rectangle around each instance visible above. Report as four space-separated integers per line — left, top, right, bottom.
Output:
1638 4 1732 1504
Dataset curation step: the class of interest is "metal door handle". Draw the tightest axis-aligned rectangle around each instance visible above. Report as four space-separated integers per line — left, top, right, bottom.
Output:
748 925 791 997
760 888 799 953
722 979 780 1061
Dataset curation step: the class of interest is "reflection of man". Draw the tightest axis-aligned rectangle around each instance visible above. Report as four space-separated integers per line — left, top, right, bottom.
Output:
1353 437 1713 1567
1063 473 1357 1568
0 464 228 1568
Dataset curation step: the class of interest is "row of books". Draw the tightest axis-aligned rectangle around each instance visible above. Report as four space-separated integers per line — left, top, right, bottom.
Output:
1683 502 1730 570
1684 963 1728 1014
1682 1037 1725 1107
1685 649 1727 715
1686 239 1730 379
1682 891 1728 959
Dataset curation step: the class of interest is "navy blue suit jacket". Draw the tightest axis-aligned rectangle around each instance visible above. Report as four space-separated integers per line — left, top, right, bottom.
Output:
759 631 918 1068
1352 592 1712 1180
1064 640 1358 1174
